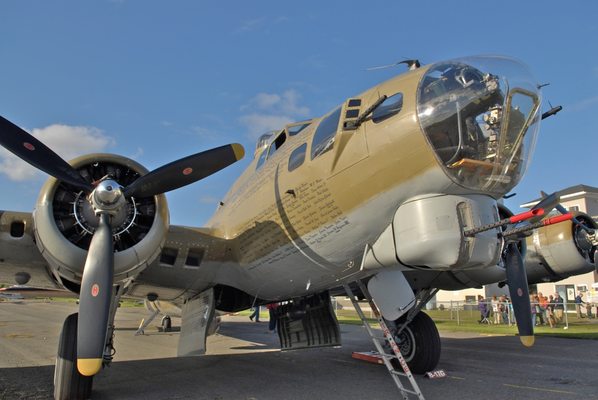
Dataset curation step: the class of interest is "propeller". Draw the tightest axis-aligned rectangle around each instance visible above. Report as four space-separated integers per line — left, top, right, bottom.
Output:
503 190 576 347
0 116 92 190
77 212 114 375
504 242 534 346
0 114 245 376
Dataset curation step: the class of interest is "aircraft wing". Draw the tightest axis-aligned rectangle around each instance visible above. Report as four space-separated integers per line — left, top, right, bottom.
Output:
0 211 238 305
0 210 57 289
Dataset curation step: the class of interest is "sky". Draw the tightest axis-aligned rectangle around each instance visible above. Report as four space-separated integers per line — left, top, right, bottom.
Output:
1 1 597 226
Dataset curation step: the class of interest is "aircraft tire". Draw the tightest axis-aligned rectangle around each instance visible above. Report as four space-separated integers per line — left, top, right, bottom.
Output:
54 313 93 400
392 312 441 374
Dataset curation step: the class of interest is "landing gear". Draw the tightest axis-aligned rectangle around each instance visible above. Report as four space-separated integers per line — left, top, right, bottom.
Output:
391 312 441 374
54 313 93 400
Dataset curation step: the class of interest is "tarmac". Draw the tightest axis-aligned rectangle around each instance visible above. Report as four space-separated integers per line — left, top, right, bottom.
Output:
1 300 597 400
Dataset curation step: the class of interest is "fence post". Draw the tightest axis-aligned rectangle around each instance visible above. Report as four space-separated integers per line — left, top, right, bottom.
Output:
457 301 460 326
564 301 569 329
450 300 453 320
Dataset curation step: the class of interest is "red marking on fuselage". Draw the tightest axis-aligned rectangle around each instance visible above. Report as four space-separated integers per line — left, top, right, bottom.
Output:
91 284 99 297
183 167 193 176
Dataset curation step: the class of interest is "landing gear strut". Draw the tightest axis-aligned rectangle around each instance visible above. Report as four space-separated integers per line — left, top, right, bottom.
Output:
54 313 93 400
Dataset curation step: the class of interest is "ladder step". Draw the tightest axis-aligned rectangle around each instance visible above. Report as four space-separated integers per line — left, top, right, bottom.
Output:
344 282 425 400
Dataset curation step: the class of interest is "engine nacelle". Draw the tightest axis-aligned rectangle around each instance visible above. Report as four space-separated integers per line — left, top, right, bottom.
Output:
33 154 169 288
524 212 596 283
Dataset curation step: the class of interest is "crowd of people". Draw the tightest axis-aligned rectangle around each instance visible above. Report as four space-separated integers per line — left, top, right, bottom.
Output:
475 292 591 327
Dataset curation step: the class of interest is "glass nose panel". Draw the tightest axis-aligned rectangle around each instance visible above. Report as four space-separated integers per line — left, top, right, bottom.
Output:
417 56 541 195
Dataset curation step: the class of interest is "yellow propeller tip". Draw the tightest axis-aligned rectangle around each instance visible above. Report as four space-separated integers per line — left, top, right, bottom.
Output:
231 143 245 161
520 335 535 347
77 358 102 376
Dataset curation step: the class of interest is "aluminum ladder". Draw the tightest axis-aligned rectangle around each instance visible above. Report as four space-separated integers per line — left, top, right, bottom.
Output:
343 281 425 400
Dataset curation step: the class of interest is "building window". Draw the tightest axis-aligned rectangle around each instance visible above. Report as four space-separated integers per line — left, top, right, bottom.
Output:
568 205 579 212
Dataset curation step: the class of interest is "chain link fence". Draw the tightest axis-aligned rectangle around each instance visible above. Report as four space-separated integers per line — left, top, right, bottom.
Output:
332 297 597 328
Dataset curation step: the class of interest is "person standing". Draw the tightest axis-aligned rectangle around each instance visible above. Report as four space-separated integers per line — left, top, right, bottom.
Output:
546 295 556 328
249 305 261 322
554 292 564 323
477 295 489 323
491 295 501 324
575 292 585 319
530 294 537 327
266 302 279 333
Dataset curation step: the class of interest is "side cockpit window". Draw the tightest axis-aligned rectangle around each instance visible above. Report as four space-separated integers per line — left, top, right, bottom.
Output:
372 93 403 123
268 131 287 158
311 106 341 159
256 148 268 170
287 122 310 136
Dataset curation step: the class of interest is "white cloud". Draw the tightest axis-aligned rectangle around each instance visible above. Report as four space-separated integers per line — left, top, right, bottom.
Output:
0 124 114 181
239 114 294 139
240 89 310 139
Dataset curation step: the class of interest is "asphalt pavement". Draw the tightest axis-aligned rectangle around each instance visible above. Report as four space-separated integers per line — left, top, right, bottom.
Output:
1 300 597 400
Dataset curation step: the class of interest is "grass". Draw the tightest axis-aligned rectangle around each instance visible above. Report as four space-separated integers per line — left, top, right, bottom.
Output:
23 299 598 339
335 308 598 340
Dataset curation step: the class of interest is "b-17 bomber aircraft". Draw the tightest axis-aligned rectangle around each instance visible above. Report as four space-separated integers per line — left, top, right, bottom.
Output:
1 55 598 400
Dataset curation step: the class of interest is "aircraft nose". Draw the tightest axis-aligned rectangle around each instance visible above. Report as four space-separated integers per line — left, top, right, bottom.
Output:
416 56 541 196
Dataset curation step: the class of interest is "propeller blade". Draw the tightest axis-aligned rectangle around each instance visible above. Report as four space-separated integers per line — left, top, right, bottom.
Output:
123 143 245 198
77 213 114 376
0 115 91 190
528 191 559 223
541 190 593 233
504 242 534 347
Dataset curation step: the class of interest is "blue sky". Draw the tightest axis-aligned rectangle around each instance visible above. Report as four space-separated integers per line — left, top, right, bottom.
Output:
1 1 597 225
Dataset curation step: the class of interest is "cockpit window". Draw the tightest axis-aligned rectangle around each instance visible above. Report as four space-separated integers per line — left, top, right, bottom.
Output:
372 93 404 123
417 57 541 194
255 148 268 170
311 106 341 159
287 122 311 136
268 131 286 158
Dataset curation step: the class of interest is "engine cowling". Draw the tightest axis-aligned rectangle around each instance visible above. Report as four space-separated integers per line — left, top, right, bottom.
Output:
33 154 169 288
524 212 596 283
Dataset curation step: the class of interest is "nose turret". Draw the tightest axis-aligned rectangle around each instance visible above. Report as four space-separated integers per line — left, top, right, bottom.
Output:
417 56 542 196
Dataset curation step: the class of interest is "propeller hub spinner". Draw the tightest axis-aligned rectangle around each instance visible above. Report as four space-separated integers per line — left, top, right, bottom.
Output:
91 179 125 215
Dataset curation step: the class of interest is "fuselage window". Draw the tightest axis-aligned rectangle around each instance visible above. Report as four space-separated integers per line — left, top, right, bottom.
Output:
256 148 268 170
288 143 307 172
287 122 310 136
311 106 341 159
268 131 287 158
372 93 404 123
